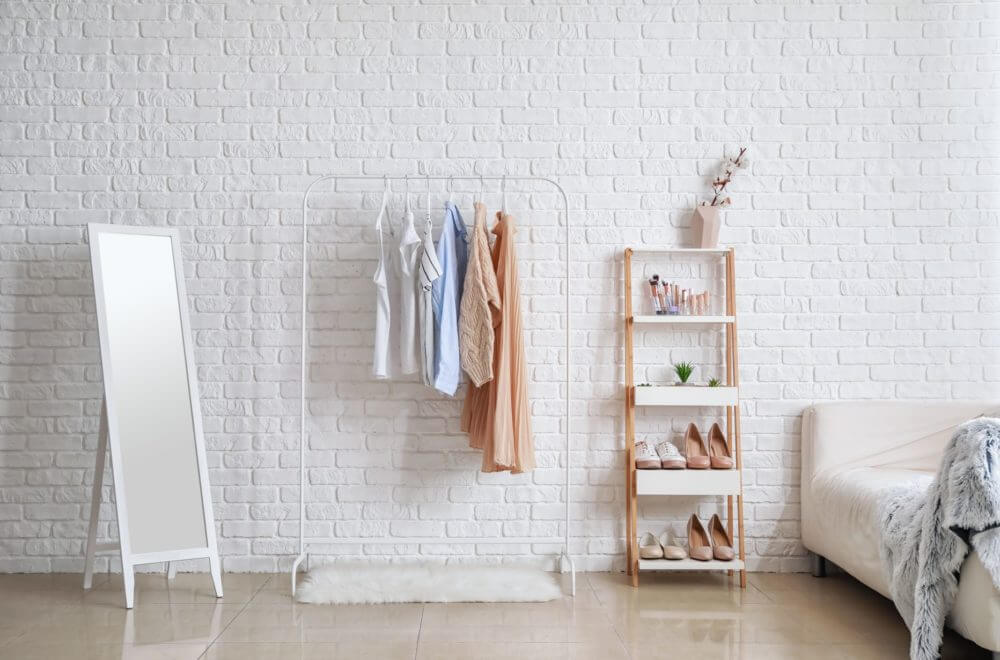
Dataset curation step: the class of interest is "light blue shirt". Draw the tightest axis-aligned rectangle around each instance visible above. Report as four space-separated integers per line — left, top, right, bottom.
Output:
431 202 469 395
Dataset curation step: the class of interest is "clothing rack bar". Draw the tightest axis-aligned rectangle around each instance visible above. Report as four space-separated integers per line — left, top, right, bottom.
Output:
292 174 574 597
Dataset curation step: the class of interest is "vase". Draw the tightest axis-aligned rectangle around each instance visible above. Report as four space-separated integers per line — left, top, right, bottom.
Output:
692 205 721 249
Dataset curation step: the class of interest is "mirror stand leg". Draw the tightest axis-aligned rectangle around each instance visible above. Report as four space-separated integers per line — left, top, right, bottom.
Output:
83 401 109 591
122 563 135 609
166 562 177 580
209 554 223 598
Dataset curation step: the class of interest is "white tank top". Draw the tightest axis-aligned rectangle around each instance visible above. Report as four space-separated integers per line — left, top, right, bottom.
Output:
397 192 421 375
372 188 396 379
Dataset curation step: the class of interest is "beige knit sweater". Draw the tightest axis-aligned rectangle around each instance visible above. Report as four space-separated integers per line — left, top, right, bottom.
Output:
458 202 501 387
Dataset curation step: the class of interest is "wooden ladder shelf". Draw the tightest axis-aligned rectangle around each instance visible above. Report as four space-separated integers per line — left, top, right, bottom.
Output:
623 247 746 588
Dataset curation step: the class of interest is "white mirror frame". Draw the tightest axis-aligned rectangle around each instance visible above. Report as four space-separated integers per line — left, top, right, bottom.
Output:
83 224 222 608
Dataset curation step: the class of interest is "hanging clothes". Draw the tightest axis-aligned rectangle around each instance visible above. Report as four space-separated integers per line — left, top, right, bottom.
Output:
463 211 534 473
430 199 468 396
397 193 420 376
372 187 398 379
459 201 500 388
418 191 442 387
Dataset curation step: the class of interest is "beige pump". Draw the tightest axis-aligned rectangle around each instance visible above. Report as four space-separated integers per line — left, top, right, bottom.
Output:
708 514 735 561
708 422 734 469
684 423 710 469
687 514 712 561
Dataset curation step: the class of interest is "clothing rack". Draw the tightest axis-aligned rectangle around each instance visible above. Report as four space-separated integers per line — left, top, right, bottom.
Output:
291 175 575 597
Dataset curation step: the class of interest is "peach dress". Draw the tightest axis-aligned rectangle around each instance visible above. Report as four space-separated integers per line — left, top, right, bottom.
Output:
461 212 534 473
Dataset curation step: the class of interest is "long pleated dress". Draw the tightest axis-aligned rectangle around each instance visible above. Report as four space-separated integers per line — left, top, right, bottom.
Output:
462 211 534 473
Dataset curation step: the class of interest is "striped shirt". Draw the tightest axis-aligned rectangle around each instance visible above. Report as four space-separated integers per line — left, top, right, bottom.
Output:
418 216 442 387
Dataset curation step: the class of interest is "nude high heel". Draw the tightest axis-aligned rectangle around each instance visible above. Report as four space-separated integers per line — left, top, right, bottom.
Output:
687 514 712 561
684 423 710 469
708 422 734 469
708 514 734 561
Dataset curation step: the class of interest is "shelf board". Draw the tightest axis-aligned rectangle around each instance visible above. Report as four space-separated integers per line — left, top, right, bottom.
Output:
633 386 738 407
632 315 734 324
639 558 744 572
628 248 730 255
636 469 740 496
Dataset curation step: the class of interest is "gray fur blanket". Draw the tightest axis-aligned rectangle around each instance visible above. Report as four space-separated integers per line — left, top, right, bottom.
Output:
879 417 1000 660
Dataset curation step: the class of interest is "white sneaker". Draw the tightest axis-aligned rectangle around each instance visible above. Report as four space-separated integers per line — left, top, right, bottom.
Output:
655 440 686 469
635 440 660 469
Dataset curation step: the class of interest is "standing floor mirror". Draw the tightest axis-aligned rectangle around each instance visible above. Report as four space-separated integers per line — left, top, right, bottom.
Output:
83 224 222 608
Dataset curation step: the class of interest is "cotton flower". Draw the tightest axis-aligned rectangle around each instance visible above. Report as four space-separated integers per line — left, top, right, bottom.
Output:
707 146 748 207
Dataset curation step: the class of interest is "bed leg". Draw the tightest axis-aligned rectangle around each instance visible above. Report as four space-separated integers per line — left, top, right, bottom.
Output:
810 552 827 578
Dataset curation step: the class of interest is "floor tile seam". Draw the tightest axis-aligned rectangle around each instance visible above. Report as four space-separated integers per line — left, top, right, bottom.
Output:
592 597 634 660
413 603 425 660
582 574 612 608
198 574 277 659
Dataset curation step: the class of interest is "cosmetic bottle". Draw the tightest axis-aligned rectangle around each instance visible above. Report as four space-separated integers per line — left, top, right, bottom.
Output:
648 276 662 314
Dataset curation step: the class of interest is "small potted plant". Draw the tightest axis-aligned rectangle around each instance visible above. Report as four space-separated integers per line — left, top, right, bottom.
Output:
692 146 748 249
708 378 721 387
673 362 695 386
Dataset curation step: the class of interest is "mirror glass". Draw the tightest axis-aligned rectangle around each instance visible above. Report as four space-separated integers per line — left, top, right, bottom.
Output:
94 232 208 554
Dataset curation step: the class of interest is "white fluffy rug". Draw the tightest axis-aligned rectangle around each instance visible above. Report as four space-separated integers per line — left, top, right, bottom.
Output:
295 562 563 604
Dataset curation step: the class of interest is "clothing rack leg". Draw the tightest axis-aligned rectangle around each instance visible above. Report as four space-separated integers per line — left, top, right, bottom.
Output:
291 552 306 597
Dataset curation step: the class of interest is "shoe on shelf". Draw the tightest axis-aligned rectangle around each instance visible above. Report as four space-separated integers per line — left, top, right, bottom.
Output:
639 532 664 559
687 514 712 561
684 423 710 469
658 531 686 560
708 422 734 469
655 439 686 469
635 440 661 469
708 514 735 561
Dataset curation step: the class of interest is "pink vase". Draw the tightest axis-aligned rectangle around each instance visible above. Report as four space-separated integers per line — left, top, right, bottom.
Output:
692 205 721 248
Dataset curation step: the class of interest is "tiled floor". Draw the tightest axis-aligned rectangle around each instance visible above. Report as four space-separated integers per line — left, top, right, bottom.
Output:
0 570 989 659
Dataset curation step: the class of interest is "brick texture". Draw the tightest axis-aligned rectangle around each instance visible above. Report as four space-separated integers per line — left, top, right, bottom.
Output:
0 1 998 574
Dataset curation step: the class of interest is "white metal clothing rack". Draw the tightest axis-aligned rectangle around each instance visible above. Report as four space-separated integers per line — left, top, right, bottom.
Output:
291 174 575 597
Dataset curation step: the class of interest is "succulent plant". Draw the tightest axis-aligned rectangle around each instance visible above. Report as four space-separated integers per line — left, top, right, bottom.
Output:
708 378 721 387
673 362 695 384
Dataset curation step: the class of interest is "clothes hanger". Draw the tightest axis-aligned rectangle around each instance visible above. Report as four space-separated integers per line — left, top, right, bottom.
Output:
404 174 410 215
448 175 454 206
382 175 394 237
425 174 432 235
502 176 508 214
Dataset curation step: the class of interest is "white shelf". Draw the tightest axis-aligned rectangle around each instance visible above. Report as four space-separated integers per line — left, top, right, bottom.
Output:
629 248 730 255
634 386 737 407
636 469 740 496
632 315 734 324
639 558 744 572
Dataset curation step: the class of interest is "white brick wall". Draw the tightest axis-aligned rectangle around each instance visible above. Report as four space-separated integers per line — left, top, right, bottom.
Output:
1 0 998 574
